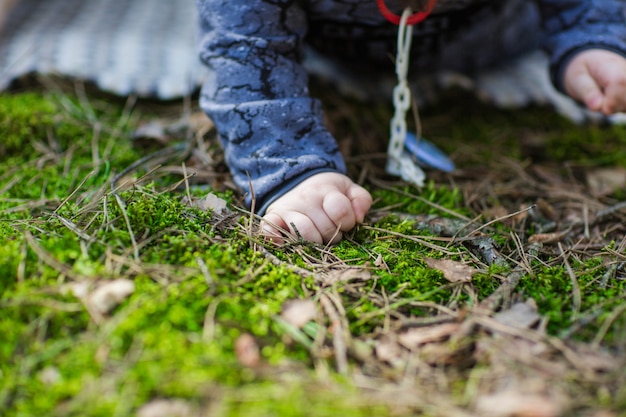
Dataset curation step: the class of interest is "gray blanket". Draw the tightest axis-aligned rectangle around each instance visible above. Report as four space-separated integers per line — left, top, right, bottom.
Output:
0 0 207 98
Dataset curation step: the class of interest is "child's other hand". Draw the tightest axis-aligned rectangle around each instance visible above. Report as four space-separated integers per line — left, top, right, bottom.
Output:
563 49 626 115
261 172 372 245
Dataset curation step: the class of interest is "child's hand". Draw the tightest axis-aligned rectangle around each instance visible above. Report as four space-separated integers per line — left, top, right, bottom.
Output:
261 172 372 245
563 49 626 115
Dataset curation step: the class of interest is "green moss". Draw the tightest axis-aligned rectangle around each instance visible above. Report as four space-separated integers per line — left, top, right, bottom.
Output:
2 88 626 417
520 258 626 345
419 91 626 168
0 93 55 156
371 181 466 216
543 123 626 165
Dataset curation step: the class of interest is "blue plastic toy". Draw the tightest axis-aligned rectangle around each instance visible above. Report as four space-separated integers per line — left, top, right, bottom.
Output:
403 131 455 173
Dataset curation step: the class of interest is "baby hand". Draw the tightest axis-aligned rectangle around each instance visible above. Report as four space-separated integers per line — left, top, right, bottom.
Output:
261 172 372 245
563 49 626 115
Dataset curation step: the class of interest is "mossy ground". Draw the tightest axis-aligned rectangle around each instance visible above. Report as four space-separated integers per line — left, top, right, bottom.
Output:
1 83 626 416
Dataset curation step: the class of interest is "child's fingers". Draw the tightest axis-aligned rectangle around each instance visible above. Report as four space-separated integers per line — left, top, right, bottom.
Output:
567 71 604 112
261 212 289 244
282 211 326 244
348 186 373 224
564 49 626 115
263 210 331 245
600 70 626 114
322 191 357 231
261 173 372 245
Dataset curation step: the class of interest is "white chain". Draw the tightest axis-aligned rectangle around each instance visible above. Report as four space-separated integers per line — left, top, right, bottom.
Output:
385 8 426 187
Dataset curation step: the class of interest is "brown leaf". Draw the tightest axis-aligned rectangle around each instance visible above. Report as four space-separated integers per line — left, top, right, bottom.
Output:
398 323 460 349
528 232 566 244
133 120 171 145
586 166 626 197
571 344 619 372
281 299 317 329
137 399 194 417
425 257 476 283
418 338 475 367
493 301 540 330
374 336 404 367
324 268 372 284
591 411 617 417
235 333 260 367
474 337 559 375
475 390 564 417
132 111 214 148
187 110 215 135
536 198 558 221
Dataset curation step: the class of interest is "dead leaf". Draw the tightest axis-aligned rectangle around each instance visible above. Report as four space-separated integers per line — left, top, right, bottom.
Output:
68 281 90 299
187 110 215 134
425 257 476 283
591 411 617 417
69 279 135 315
38 366 62 385
235 333 260 367
186 193 228 214
571 344 619 372
324 268 372 284
88 279 135 314
398 323 460 349
281 299 317 328
132 120 171 146
418 338 475 367
475 390 564 417
350 339 375 362
493 301 540 330
586 167 626 197
536 198 558 221
528 232 566 244
374 253 387 269
137 399 195 417
133 111 214 148
374 336 404 367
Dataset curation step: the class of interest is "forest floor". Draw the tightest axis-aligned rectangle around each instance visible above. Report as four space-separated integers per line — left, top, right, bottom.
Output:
1 77 626 417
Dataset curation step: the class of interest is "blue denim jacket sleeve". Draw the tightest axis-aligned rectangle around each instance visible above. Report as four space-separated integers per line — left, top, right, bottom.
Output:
539 0 626 92
196 0 346 214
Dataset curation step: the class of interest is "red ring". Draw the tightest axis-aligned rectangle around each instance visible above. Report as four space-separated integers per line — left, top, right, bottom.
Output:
376 0 436 25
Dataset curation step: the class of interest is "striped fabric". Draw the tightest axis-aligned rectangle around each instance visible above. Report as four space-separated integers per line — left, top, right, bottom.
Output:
0 0 207 98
